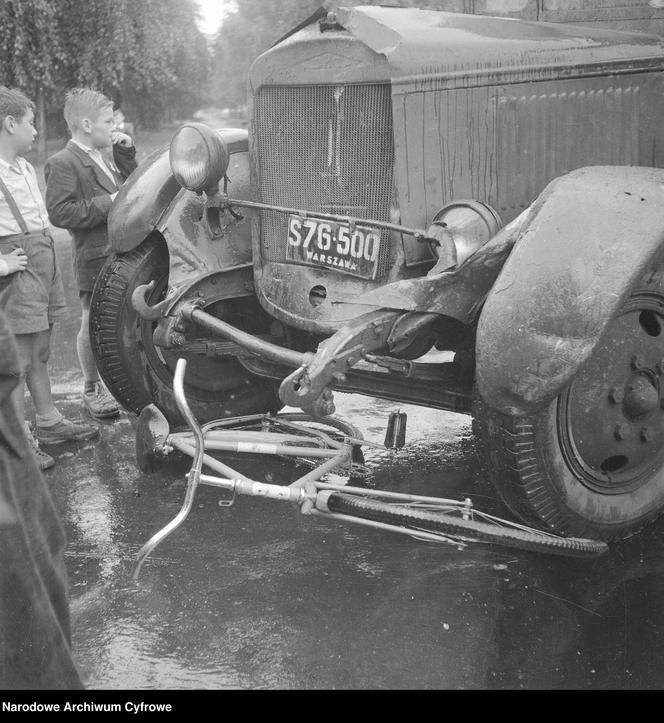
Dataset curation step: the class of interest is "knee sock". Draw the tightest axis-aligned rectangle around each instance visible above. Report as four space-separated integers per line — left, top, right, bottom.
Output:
77 308 99 393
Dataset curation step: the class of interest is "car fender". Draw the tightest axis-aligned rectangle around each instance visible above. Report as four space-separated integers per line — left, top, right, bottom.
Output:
158 147 253 289
475 165 664 416
354 210 528 322
108 127 250 255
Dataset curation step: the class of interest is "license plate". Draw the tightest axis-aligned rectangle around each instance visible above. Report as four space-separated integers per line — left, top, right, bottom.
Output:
286 215 381 280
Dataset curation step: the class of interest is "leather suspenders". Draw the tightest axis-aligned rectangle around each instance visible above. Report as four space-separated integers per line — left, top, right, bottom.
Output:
0 173 30 235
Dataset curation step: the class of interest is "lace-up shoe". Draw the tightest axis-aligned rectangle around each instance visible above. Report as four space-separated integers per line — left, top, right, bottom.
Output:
83 382 120 419
36 417 99 445
24 422 55 470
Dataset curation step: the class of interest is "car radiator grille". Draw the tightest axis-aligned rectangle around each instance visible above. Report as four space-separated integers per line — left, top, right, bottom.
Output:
254 83 394 278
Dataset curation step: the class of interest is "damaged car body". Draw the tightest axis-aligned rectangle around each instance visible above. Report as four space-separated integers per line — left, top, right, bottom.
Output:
90 5 664 541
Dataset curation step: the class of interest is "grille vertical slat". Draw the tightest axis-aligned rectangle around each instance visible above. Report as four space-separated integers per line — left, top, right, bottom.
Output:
254 84 394 278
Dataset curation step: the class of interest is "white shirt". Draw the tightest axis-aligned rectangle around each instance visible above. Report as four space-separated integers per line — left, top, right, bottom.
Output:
70 139 118 188
0 156 50 236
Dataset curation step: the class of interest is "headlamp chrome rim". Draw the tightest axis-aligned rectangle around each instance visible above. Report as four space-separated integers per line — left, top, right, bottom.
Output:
428 200 503 269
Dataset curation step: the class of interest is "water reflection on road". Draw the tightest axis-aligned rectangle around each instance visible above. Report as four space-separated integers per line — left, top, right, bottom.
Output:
45 231 664 689
44 393 664 690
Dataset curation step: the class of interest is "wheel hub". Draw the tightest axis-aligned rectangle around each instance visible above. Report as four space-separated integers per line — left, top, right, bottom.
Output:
622 373 659 418
560 293 664 493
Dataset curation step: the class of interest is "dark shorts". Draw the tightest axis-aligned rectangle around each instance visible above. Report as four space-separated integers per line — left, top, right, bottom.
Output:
73 248 108 294
0 231 68 335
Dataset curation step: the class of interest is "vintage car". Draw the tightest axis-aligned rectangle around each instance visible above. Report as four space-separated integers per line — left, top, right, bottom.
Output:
90 5 664 542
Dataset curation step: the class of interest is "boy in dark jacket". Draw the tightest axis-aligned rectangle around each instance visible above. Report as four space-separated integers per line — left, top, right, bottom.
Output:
45 88 137 419
0 86 98 469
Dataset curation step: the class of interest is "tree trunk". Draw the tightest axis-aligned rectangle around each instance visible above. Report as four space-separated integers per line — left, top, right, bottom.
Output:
36 86 47 164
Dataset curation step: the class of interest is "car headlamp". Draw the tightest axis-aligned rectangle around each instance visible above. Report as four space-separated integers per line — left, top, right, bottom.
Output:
169 122 229 194
427 200 502 273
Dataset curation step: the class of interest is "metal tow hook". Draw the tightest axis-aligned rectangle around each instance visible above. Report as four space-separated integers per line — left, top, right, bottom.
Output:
278 309 404 416
131 280 172 320
279 365 337 417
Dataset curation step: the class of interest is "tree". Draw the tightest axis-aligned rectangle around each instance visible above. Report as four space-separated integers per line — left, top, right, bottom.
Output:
0 0 211 160
0 0 66 160
53 0 210 129
211 0 328 109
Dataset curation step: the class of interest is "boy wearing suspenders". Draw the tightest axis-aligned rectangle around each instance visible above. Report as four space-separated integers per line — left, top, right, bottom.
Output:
0 86 98 470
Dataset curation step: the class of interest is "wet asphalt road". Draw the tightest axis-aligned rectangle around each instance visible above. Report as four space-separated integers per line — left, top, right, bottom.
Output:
40 229 664 690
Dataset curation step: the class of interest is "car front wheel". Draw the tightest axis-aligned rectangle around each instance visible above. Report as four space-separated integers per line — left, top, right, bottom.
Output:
473 262 664 541
90 235 281 425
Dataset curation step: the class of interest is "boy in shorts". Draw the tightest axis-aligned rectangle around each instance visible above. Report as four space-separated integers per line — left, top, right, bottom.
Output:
45 88 137 419
0 86 98 470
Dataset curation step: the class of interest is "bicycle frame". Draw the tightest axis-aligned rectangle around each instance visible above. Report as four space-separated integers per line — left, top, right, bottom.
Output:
132 358 474 578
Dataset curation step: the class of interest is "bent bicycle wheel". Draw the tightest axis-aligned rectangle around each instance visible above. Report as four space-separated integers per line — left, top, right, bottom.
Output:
325 492 608 558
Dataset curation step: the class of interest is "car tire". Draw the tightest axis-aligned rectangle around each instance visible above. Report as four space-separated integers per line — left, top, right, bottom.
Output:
473 261 664 541
90 235 281 425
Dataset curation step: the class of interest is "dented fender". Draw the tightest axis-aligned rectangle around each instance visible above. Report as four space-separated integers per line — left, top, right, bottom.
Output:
354 212 527 323
476 166 664 416
108 127 251 259
159 148 253 289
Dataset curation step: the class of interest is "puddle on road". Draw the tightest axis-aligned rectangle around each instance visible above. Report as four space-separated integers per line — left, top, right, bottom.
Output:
43 396 664 689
